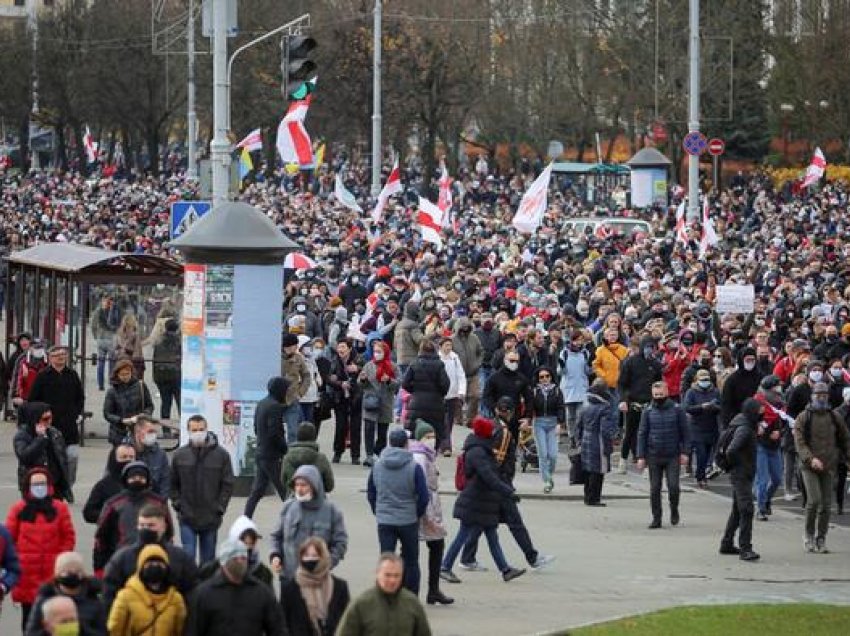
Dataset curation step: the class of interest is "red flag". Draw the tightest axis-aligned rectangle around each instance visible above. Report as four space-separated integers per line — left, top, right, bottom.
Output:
370 159 402 223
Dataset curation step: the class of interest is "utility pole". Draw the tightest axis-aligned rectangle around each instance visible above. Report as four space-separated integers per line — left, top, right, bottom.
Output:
27 0 40 171
210 0 230 207
371 0 382 196
687 0 700 220
186 0 197 179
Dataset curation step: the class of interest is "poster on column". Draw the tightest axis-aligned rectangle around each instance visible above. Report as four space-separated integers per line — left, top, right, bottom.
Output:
219 399 258 476
205 265 234 337
183 264 205 336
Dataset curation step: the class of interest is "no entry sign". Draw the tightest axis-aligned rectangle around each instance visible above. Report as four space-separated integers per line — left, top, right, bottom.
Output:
708 138 726 156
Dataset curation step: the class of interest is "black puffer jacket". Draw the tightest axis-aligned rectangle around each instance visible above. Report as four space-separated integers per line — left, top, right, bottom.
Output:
83 450 130 523
453 434 514 528
253 377 289 460
103 376 154 445
402 352 450 429
726 398 761 481
617 336 663 404
13 401 70 499
25 578 107 636
637 398 689 461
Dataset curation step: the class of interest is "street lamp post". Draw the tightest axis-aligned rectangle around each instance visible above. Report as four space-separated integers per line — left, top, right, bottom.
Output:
780 103 794 166
371 0 382 196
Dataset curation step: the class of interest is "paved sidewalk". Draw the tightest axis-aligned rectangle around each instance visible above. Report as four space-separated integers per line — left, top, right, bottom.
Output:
1 421 848 635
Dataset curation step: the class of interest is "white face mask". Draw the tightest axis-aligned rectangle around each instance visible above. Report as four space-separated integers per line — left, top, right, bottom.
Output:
143 432 157 447
743 361 756 371
189 431 206 446
505 361 519 371
295 492 313 503
373 350 385 361
809 370 823 383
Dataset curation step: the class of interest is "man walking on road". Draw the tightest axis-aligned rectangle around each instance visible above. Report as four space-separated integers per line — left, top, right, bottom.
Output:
719 398 762 561
244 377 290 519
637 381 689 529
281 333 311 443
367 428 429 595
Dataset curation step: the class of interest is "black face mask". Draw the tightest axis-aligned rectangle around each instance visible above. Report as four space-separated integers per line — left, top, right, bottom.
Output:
138 528 159 545
300 558 320 573
140 563 170 590
126 481 148 493
652 397 666 407
56 573 83 589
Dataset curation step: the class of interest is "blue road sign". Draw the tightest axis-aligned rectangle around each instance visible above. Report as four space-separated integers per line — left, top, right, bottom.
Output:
170 201 211 239
682 131 708 156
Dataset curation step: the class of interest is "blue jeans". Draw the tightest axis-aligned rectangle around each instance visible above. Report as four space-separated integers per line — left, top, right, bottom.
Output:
300 402 315 424
478 367 494 418
755 444 783 513
693 437 717 481
180 522 218 565
533 417 559 483
96 341 114 390
394 364 409 417
443 523 508 573
378 522 420 595
283 402 302 444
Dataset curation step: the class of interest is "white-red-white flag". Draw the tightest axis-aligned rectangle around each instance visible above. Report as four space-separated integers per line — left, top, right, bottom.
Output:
83 126 98 164
512 162 554 233
236 128 263 152
801 147 826 188
699 195 719 258
276 79 317 169
675 200 689 245
438 160 453 229
417 197 444 249
370 159 402 224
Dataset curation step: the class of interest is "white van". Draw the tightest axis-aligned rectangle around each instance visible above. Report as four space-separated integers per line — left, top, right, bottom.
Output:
562 217 652 238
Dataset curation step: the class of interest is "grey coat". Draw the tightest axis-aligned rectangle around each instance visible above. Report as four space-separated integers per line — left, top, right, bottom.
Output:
577 393 618 474
359 359 401 423
270 465 348 579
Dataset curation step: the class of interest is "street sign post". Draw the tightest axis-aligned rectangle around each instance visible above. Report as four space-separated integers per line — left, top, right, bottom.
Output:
170 201 212 240
707 138 725 189
708 138 725 156
682 131 707 156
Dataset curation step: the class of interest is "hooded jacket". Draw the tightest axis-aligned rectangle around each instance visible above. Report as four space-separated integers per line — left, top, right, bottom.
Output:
170 432 235 531
402 352 450 429
281 350 311 406
720 347 764 426
107 545 187 636
367 447 429 526
83 449 134 524
451 317 484 376
452 434 514 528
726 398 761 480
617 336 663 404
270 465 348 579
13 401 70 499
281 439 335 496
25 577 107 636
253 378 289 459
394 302 424 366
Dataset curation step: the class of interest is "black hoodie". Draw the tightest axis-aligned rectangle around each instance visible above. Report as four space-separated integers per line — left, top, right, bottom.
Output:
83 448 133 523
726 398 761 480
617 336 663 404
253 377 290 459
720 347 764 426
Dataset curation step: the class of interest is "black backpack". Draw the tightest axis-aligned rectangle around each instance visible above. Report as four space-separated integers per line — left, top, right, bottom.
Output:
714 425 738 472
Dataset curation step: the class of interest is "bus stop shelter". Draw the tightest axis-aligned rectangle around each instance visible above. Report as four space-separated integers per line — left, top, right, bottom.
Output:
4 243 183 439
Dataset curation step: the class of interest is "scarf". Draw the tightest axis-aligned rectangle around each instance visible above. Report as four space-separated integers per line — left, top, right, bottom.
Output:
19 494 58 522
373 343 395 382
295 560 334 635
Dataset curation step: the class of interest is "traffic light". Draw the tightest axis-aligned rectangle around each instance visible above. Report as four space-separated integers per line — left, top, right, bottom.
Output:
282 35 317 100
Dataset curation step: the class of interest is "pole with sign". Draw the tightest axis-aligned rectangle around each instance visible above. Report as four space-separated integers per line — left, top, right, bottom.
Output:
708 138 725 190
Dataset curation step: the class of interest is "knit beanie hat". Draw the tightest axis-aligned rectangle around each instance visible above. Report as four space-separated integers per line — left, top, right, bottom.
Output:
217 539 247 565
414 420 435 441
472 416 495 439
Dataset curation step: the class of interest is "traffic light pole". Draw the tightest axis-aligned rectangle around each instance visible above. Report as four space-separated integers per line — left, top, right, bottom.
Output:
371 0 382 196
687 0 700 221
210 0 230 207
186 0 197 179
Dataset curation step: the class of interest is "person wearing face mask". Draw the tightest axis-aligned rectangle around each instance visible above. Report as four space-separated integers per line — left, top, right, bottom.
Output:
83 444 136 524
25 552 106 636
14 402 72 501
752 375 788 520
682 369 721 489
201 516 275 588
297 336 322 424
720 347 764 427
102 359 154 447
288 295 321 339
359 341 402 466
13 340 49 407
281 537 350 636
339 273 368 313
244 377 291 518
170 415 235 565
636 382 690 529
452 317 485 427
794 382 850 554
281 333 312 445
188 539 284 636
616 336 664 474
108 544 186 635
474 313 502 417
5 468 76 631
129 416 170 498
270 466 349 581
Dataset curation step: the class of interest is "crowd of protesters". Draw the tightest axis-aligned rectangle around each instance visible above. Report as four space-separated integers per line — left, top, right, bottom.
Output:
1 151 850 634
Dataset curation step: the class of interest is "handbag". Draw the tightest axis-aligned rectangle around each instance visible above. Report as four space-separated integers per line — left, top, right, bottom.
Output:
569 449 586 485
363 393 382 412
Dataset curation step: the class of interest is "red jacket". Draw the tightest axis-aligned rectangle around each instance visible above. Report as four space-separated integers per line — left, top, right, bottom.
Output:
662 348 694 397
17 358 47 401
5 495 75 604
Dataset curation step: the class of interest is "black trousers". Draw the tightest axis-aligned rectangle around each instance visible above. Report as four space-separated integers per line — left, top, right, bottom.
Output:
722 473 754 550
461 495 537 566
648 458 680 522
621 408 641 460
836 462 847 512
244 457 287 518
584 472 605 504
426 539 445 594
333 399 362 459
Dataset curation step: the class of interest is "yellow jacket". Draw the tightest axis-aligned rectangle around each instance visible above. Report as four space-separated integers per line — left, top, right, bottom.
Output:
592 342 629 388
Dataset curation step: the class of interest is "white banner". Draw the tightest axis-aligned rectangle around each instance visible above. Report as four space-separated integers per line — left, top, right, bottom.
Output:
716 284 755 314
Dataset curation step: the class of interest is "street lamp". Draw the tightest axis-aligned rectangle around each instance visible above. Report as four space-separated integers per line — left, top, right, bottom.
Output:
780 103 794 166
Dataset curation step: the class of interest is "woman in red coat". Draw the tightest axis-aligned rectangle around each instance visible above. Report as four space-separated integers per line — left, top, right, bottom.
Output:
5 466 76 630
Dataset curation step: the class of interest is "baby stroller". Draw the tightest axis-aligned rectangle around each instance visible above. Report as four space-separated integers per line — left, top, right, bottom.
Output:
518 427 539 473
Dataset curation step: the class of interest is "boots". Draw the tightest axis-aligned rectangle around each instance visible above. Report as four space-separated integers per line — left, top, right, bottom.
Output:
426 589 455 605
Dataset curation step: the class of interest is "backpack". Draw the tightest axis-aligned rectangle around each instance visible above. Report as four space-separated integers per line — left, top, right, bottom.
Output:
714 425 738 472
454 452 467 491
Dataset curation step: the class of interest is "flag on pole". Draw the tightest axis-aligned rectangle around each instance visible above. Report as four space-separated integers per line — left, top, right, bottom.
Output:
83 126 98 164
238 147 253 180
276 77 317 169
370 159 402 224
236 128 262 152
699 195 719 258
675 199 689 245
334 173 363 213
417 197 444 249
512 162 554 233
801 147 827 188
437 160 453 229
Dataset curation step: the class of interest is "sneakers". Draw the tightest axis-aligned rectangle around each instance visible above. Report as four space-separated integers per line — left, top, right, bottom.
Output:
815 537 829 554
784 492 798 502
757 511 769 521
530 554 555 570
617 455 628 474
803 534 816 553
426 590 455 605
739 549 760 561
458 561 488 572
706 466 722 480
765 502 772 515
719 544 741 555
439 569 461 584
502 567 526 582
543 479 554 494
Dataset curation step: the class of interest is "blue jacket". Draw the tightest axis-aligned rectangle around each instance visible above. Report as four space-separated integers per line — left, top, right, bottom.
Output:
0 523 21 595
637 399 689 461
577 393 618 474
367 448 428 526
682 386 721 443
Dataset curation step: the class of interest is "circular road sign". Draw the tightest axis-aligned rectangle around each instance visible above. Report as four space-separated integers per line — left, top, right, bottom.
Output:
708 138 726 156
683 131 708 156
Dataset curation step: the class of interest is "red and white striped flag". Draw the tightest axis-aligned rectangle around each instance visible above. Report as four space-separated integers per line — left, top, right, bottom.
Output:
83 126 98 164
276 79 317 169
236 128 263 152
699 196 719 258
370 159 402 224
417 197 444 249
801 147 826 188
437 160 453 229
675 200 689 245
512 162 554 233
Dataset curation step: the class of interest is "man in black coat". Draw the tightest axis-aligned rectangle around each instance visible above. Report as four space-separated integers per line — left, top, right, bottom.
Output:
102 503 197 611
82 444 136 524
171 415 235 565
13 401 71 501
719 398 762 561
244 377 290 518
401 340 450 432
617 336 664 471
187 539 286 636
720 347 764 426
28 346 84 500
481 351 533 439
